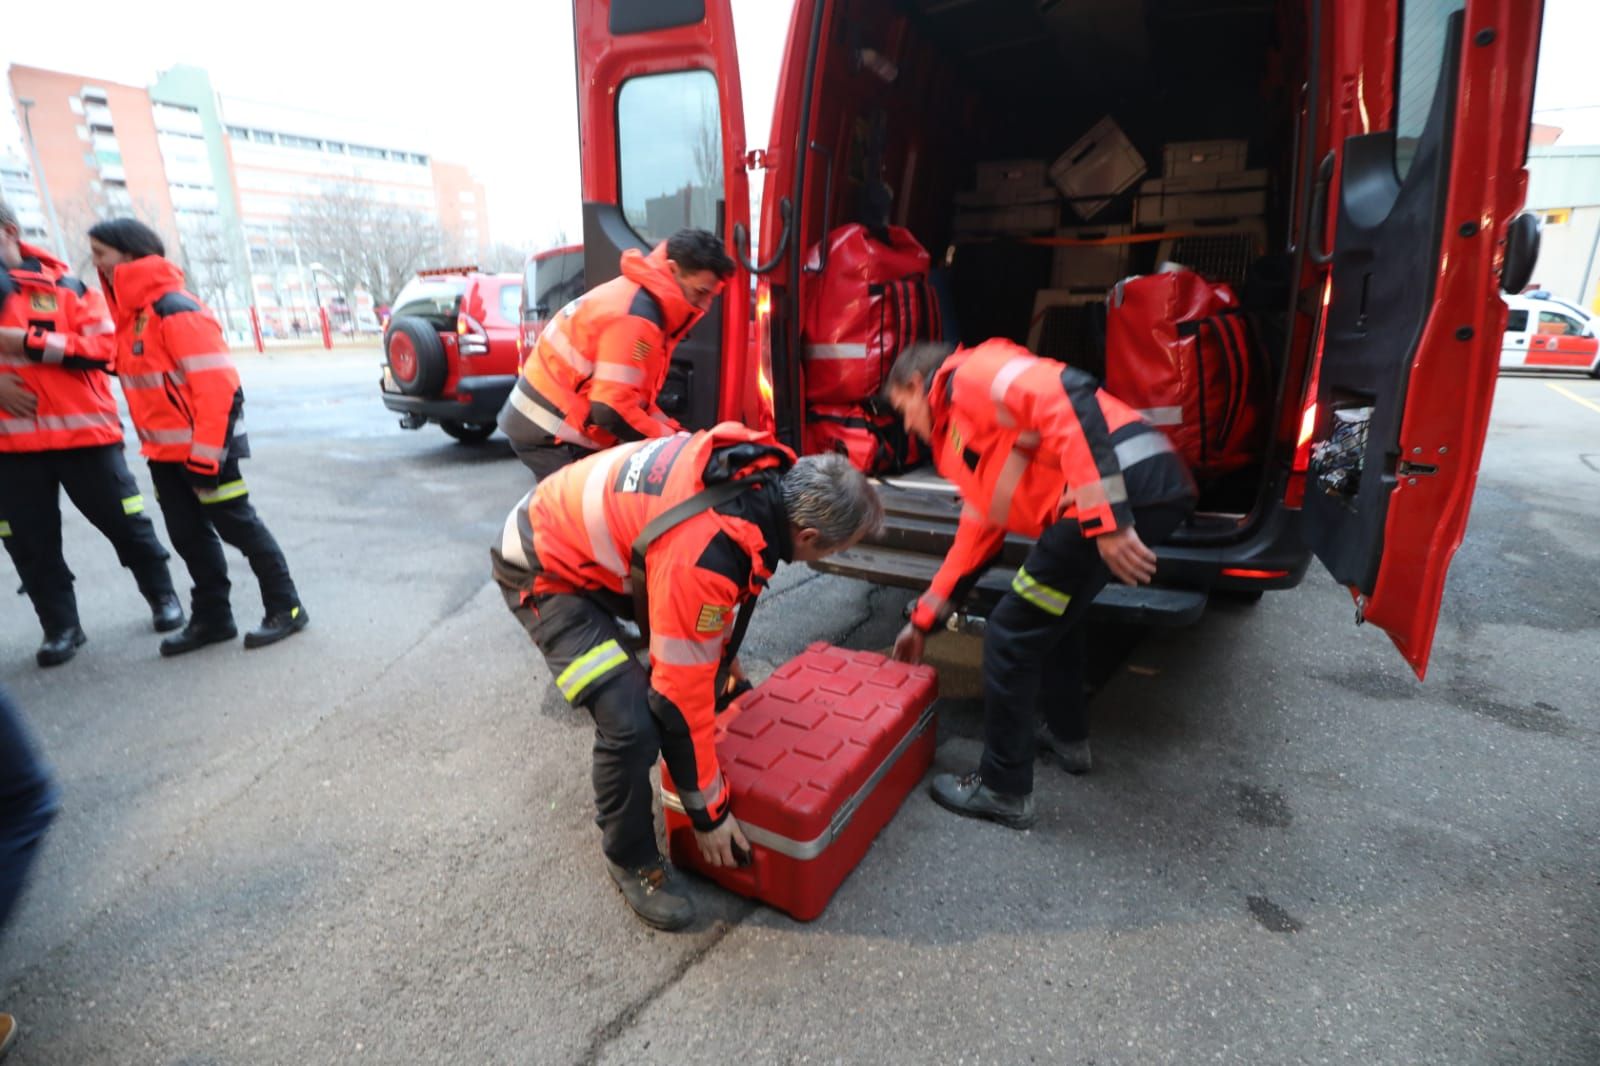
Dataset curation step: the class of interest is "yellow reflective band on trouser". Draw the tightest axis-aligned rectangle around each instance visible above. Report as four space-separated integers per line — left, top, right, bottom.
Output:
197 480 248 505
121 494 145 515
0 520 10 537
556 639 630 703
1011 566 1071 616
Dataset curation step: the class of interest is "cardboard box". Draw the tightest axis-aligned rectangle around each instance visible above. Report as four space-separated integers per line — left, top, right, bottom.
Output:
1163 139 1248 177
1134 170 1268 226
953 201 1059 237
1049 117 1147 220
976 159 1049 196
1049 224 1132 291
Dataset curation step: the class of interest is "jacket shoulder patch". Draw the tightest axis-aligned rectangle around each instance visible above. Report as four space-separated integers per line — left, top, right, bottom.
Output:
695 603 732 633
627 287 666 330
153 292 201 317
695 530 753 589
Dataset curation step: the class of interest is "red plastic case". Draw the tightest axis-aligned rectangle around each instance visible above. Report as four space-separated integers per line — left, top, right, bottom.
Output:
660 642 939 921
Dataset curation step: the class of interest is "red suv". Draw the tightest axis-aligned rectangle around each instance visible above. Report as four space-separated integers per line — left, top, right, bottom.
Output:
381 267 523 442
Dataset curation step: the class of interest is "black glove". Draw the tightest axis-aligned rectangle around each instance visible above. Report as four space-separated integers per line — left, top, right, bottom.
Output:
714 674 753 713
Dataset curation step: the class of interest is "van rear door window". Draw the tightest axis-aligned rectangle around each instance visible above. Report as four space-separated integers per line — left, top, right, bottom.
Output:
616 69 724 246
1395 0 1467 179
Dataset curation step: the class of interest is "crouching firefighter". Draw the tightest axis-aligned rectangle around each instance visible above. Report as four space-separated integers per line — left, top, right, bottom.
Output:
886 341 1197 829
495 229 734 481
491 425 882 929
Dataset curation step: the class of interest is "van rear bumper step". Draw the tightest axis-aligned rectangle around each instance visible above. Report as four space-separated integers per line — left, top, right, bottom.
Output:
810 546 1208 627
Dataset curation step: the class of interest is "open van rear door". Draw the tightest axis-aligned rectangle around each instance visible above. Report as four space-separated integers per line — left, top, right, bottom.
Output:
570 0 751 431
1302 0 1543 678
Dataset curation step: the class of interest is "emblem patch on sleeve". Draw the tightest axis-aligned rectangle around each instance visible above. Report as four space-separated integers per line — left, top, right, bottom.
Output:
30 292 58 313
695 604 731 633
631 337 651 361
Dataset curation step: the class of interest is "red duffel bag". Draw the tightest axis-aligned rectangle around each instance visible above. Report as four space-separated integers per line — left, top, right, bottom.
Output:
804 402 922 475
801 224 940 405
1105 270 1266 479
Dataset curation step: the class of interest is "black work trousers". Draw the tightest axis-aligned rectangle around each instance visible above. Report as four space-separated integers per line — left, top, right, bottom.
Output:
509 439 593 484
979 498 1193 797
0 445 175 634
149 458 299 625
501 584 660 869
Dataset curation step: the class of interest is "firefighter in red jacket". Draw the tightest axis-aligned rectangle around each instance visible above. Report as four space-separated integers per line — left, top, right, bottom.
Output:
492 426 882 930
496 229 734 479
0 202 182 666
88 219 308 655
886 341 1197 829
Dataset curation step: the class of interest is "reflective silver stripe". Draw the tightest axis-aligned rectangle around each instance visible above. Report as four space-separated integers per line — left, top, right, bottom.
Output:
1140 406 1184 426
38 412 120 432
986 448 1030 526
82 319 115 337
582 454 628 578
119 372 165 389
42 333 68 363
803 343 868 361
650 632 726 667
1113 431 1174 470
0 355 30 367
1075 473 1129 515
190 441 226 461
990 356 1033 406
651 409 674 425
138 426 193 445
541 322 594 376
674 769 727 817
178 353 232 373
661 704 937 859
594 362 645 386
507 385 600 448
0 419 36 434
499 494 533 569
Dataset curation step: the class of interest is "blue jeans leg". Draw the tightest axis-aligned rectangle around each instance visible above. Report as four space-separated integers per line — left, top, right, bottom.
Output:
0 685 59 934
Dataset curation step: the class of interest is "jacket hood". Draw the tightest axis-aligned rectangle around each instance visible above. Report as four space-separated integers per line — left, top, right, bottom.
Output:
13 242 70 280
621 243 703 337
101 255 187 321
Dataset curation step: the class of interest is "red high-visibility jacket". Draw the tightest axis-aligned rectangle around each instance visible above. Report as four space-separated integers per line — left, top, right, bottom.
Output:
0 243 121 452
910 340 1188 632
101 256 242 475
499 243 700 452
495 424 795 831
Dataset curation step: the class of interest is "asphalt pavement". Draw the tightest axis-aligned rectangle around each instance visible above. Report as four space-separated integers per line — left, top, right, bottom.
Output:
0 351 1595 1065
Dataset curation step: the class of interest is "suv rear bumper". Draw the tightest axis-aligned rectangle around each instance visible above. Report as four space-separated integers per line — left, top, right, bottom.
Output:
380 374 516 425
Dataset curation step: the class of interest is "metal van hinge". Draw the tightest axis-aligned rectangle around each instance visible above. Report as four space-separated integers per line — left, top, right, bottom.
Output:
743 149 769 170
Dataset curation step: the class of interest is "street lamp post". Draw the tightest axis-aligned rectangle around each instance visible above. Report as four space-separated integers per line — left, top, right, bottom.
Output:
18 98 69 262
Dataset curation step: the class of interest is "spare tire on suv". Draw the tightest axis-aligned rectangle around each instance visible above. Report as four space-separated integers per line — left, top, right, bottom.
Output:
385 316 447 397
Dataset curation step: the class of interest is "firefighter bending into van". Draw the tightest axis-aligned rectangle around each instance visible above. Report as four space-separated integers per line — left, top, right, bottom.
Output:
496 229 735 480
492 426 882 929
886 341 1197 829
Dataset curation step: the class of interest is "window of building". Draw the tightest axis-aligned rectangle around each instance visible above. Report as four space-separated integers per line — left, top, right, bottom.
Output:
69 98 84 116
227 126 249 139
280 134 324 151
616 68 723 244
80 87 108 104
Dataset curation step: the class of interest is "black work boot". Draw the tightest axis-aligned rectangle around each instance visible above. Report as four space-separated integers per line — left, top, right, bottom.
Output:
1036 728 1092 775
148 592 185 633
160 617 238 658
929 770 1036 830
37 627 87 668
243 605 309 649
606 857 694 931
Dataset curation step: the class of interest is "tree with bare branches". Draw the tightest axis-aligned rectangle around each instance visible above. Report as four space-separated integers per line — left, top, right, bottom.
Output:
288 184 459 308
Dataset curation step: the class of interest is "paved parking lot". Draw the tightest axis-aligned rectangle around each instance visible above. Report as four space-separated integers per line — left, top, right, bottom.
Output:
1 350 1596 1064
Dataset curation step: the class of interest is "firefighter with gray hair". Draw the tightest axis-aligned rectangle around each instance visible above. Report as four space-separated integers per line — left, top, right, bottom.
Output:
491 425 881 930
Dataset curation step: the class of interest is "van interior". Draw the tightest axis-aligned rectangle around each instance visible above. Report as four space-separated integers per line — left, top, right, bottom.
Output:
789 0 1312 536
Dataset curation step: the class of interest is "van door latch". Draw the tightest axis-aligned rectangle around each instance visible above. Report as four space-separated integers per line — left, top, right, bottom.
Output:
743 149 769 170
1397 461 1438 478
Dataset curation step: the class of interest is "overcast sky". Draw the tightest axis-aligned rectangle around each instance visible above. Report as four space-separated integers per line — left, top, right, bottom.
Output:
2 0 1594 250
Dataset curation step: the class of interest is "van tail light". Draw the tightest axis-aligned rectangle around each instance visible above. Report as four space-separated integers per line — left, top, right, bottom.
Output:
1221 567 1291 581
457 312 489 355
1284 275 1332 509
753 279 776 431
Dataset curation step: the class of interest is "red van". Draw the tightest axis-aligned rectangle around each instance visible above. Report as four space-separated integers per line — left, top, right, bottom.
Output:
570 0 1544 678
518 243 586 364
